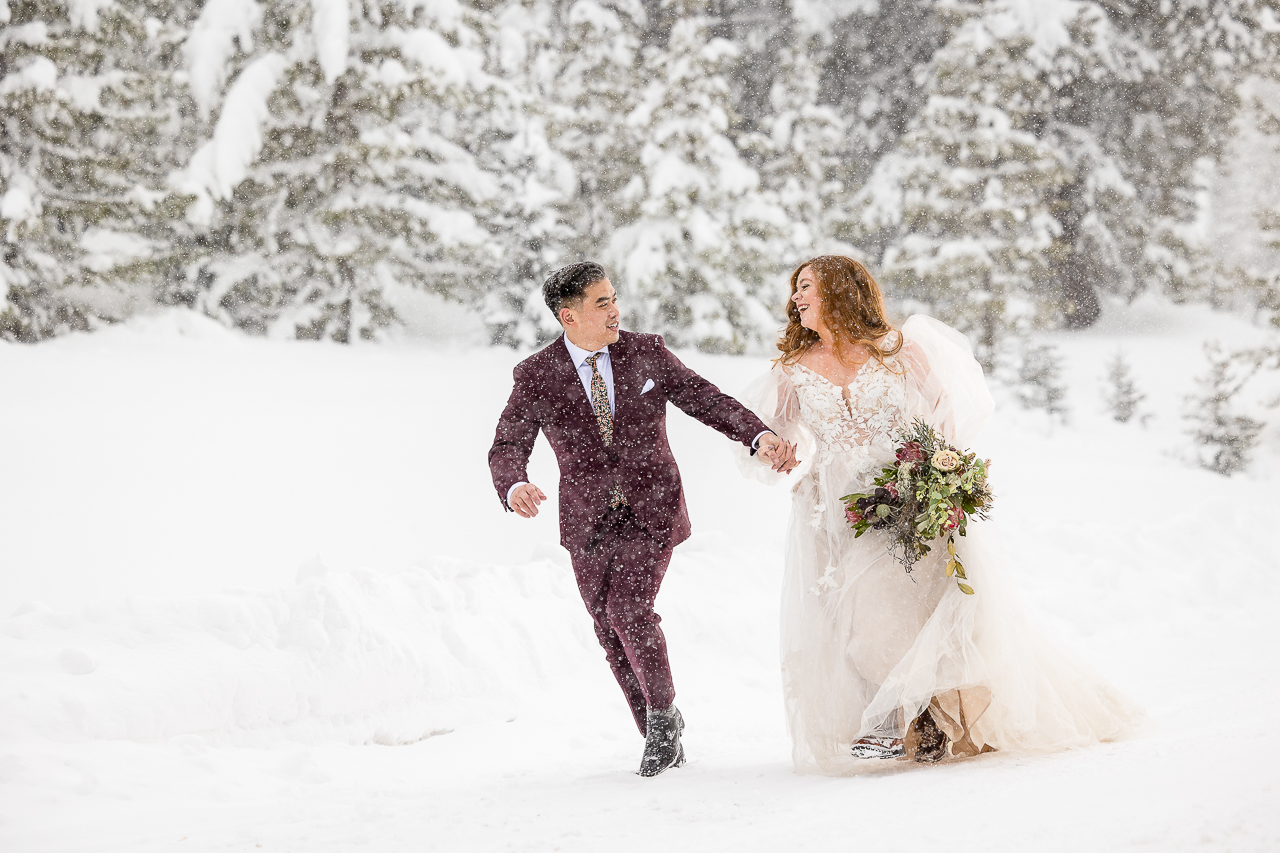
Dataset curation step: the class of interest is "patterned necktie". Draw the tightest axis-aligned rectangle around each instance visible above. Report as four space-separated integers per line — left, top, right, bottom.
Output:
585 352 627 509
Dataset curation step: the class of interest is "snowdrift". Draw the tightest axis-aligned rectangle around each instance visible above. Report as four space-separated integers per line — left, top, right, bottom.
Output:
0 556 598 746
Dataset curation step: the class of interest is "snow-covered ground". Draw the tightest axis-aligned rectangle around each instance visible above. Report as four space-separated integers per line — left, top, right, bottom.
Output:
2 299 1278 852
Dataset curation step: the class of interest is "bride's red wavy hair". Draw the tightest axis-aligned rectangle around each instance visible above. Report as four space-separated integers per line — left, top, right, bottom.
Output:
777 255 902 368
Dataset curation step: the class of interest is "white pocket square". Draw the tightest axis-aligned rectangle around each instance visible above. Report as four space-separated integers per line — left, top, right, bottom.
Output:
641 378 656 394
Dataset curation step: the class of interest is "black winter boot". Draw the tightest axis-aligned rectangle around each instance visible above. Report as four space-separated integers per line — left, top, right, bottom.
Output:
638 705 685 777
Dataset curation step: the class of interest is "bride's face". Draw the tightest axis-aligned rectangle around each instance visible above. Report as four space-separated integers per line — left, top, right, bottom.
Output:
792 267 827 335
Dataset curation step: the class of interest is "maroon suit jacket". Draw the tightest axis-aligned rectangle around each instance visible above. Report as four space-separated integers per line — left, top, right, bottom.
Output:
488 330 770 555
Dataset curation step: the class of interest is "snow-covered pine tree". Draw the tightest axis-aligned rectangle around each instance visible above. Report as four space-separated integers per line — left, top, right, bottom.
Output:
744 41 854 255
812 0 954 196
706 0 794 135
546 0 646 264
838 1 1279 335
472 0 568 348
1025 0 1277 327
994 0 1280 327
856 6 1072 369
607 0 789 353
476 108 576 348
476 0 647 349
1088 0 1280 313
1 0 199 341
1243 95 1280 329
1252 209 1280 328
168 0 507 342
1019 3 1150 329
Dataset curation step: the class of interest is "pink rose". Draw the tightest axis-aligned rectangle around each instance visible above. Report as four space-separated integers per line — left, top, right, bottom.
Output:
946 505 964 530
845 509 863 524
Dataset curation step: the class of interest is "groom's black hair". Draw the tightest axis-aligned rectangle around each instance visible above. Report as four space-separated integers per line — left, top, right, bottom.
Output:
543 262 608 322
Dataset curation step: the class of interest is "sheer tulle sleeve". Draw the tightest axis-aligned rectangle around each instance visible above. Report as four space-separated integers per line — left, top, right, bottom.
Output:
898 315 994 448
734 364 817 484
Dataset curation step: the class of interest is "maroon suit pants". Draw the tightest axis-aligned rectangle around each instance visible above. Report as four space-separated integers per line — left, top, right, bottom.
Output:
572 505 675 734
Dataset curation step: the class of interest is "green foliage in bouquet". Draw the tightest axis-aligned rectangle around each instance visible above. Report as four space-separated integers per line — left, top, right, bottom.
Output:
840 419 993 594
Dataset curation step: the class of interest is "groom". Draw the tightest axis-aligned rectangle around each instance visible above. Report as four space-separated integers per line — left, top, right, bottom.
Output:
488 262 796 777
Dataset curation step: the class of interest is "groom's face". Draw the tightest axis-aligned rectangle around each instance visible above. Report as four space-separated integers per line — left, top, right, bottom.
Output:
563 278 621 351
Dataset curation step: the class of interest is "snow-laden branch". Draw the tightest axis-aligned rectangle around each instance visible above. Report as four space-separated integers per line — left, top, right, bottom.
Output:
172 52 287 222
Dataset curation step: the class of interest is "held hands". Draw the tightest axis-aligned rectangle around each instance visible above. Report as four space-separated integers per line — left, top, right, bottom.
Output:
511 436 796 516
510 483 547 518
757 433 800 474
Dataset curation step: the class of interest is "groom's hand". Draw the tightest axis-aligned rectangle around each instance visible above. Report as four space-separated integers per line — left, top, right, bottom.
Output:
510 483 547 518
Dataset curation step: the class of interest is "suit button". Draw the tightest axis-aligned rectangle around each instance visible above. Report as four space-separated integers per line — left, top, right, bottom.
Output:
607 450 619 462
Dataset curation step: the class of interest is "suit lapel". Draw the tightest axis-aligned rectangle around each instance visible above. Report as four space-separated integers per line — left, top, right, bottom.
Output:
609 332 640 423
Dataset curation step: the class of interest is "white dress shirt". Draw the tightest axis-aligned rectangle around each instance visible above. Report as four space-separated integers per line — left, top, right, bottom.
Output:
505 335 772 509
562 336 616 417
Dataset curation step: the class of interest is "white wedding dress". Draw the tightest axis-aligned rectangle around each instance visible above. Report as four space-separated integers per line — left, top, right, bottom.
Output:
740 315 1144 774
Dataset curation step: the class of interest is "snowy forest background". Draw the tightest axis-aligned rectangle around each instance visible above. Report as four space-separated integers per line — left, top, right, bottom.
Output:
4 0 1280 347
5 0 1280 453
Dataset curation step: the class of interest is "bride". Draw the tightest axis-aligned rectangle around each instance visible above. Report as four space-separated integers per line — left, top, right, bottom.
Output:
742 255 1144 773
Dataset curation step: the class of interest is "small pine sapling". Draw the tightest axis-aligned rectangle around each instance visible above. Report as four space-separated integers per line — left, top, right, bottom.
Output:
1104 352 1146 424
1016 343 1068 420
1184 342 1280 475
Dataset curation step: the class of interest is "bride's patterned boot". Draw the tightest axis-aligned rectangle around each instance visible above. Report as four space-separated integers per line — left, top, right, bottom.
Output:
638 705 685 777
850 736 905 759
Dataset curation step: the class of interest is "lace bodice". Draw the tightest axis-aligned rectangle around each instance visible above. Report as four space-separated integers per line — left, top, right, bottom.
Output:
787 358 907 468
735 316 995 494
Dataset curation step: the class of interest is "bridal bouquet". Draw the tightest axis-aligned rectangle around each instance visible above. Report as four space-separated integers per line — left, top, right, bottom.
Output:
839 419 993 594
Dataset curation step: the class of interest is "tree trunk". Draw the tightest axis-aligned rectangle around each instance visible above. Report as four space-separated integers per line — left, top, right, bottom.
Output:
1060 261 1102 329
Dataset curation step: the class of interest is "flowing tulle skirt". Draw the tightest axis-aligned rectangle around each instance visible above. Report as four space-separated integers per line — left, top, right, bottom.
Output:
780 451 1145 775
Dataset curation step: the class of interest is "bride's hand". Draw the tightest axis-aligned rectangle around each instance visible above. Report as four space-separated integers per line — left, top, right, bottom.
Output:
758 434 799 474
773 440 799 473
